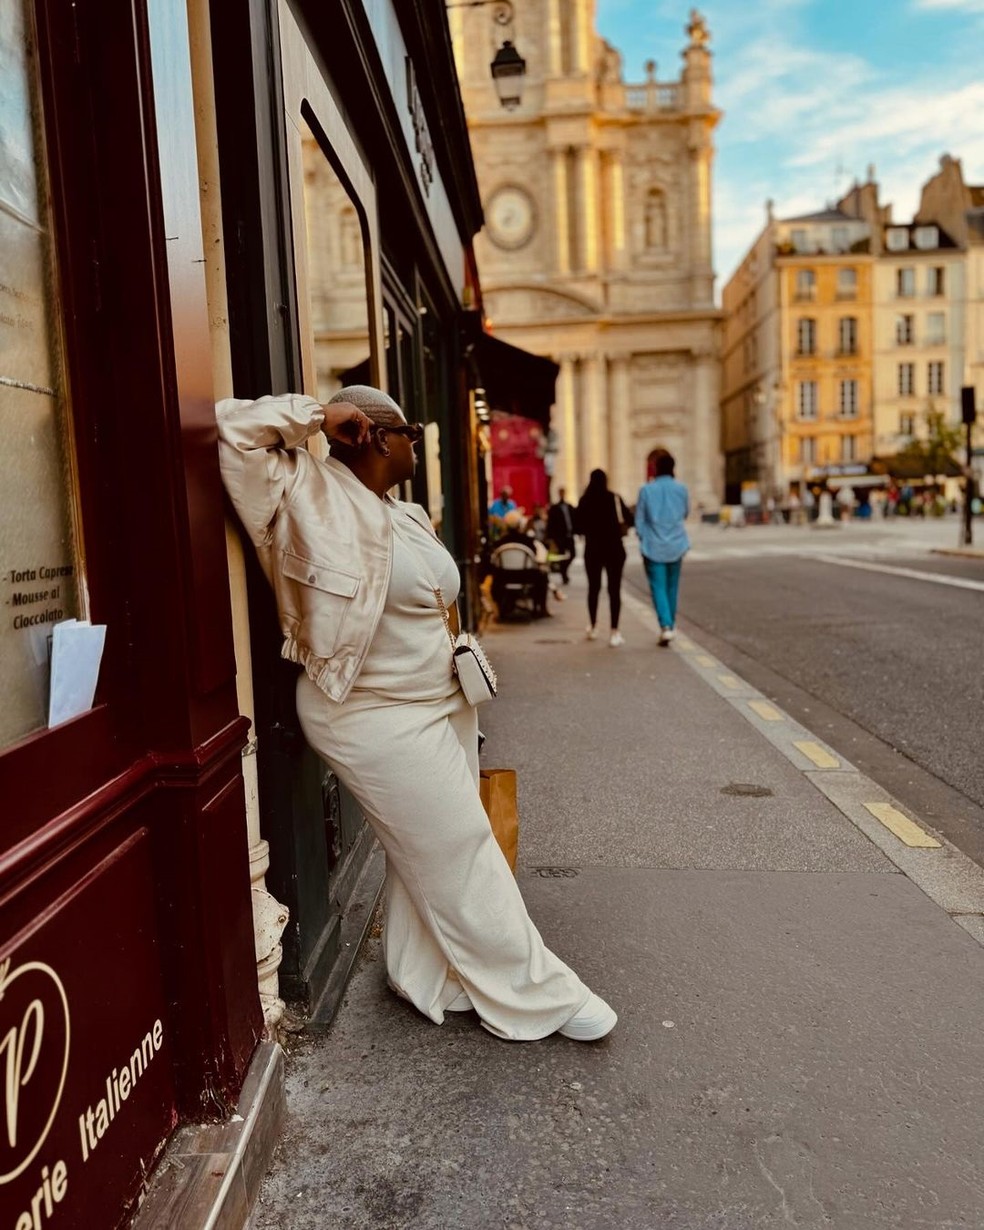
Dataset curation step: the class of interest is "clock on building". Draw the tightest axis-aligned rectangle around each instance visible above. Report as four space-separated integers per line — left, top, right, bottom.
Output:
486 186 535 250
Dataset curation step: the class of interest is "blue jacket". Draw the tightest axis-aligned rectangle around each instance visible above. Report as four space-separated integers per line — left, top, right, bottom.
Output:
634 476 690 563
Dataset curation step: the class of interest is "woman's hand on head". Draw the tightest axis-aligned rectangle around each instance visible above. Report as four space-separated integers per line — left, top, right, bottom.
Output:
321 401 373 447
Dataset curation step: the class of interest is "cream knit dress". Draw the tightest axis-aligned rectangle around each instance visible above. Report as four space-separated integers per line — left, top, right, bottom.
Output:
294 501 592 1039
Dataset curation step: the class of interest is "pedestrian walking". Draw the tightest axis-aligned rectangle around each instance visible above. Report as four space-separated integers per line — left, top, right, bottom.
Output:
634 451 690 646
216 387 616 1041
546 487 576 583
575 468 630 648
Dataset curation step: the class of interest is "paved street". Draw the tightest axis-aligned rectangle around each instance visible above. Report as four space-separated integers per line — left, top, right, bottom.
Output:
626 518 984 866
251 555 984 1230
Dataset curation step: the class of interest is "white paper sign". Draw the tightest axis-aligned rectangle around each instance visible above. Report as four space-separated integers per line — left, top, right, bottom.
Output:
48 618 106 727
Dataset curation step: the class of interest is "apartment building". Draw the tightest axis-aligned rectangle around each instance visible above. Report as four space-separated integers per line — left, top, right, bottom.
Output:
722 158 982 505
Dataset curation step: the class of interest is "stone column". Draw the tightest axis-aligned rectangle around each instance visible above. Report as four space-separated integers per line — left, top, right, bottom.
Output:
692 349 722 508
578 147 599 272
582 353 607 472
574 0 591 73
556 354 579 497
607 153 627 270
552 149 571 275
688 127 715 306
608 354 634 499
547 0 562 75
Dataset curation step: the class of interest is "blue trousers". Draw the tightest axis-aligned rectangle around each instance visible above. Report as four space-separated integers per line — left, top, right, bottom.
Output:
643 557 683 629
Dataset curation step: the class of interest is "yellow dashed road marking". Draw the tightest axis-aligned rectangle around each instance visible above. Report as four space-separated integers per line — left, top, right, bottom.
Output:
864 802 941 848
695 654 714 667
748 700 782 722
717 674 740 689
794 740 840 769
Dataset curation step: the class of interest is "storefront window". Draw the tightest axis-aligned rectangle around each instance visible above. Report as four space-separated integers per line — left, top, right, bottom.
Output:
1 2 81 748
298 117 372 400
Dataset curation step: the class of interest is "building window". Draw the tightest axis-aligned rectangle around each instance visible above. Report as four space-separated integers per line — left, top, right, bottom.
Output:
795 269 816 301
913 225 939 250
831 226 848 252
801 436 816 464
898 362 915 396
896 314 914 345
798 380 818 419
837 267 857 299
842 435 857 462
796 317 817 355
896 267 915 297
838 316 858 355
840 379 859 417
791 228 807 253
927 266 945 296
928 361 945 396
886 227 909 252
926 311 946 344
900 412 915 436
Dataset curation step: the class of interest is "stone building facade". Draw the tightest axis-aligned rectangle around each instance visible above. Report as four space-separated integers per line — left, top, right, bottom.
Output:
451 3 723 508
722 159 982 505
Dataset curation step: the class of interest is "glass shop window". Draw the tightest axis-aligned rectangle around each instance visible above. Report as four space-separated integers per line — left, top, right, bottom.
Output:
1 1 85 749
297 115 373 401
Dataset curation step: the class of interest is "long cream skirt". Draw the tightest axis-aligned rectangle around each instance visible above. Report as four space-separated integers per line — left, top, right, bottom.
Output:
295 675 591 1040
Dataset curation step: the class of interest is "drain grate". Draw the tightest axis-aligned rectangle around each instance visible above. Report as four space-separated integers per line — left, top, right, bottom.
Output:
529 867 580 878
720 782 774 798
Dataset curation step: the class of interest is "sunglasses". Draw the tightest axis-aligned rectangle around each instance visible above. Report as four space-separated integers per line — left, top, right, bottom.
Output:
373 421 424 443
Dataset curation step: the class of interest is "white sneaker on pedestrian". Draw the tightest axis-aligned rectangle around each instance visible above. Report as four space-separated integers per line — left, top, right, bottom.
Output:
585 624 598 640
664 628 676 643
609 631 625 647
658 628 674 646
557 992 618 1041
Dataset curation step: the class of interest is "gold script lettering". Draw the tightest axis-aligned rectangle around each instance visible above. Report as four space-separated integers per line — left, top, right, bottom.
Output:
1 1000 45 1149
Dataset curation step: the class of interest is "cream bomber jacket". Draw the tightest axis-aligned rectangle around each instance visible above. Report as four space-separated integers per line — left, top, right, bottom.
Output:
216 393 431 704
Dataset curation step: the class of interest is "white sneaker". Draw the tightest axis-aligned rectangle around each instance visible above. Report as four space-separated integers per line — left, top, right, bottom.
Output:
445 989 474 1013
585 625 598 640
557 992 618 1041
658 628 675 646
609 631 625 647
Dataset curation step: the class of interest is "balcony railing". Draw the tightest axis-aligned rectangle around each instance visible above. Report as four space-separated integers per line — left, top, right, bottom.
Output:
623 82 681 112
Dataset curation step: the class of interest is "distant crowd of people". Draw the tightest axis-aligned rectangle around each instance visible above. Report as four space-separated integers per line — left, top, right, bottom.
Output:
487 451 690 648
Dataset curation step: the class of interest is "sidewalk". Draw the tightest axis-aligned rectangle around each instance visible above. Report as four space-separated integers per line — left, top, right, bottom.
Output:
249 569 984 1230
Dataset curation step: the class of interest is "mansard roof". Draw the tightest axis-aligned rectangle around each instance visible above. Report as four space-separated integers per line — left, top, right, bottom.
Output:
780 207 854 225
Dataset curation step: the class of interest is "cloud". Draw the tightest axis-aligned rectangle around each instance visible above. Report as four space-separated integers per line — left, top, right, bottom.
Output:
912 0 984 11
710 18 983 289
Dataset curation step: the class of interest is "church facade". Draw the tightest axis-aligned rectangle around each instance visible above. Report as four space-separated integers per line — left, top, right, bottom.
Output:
451 3 723 508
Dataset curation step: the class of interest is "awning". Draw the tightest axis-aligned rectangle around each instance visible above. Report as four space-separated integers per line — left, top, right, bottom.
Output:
462 311 558 428
870 453 963 479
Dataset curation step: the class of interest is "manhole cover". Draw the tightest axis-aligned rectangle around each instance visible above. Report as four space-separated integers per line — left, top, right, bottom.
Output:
720 782 774 798
530 867 580 878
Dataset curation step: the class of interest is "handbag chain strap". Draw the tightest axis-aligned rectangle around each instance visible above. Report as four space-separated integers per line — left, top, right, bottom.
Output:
433 585 457 652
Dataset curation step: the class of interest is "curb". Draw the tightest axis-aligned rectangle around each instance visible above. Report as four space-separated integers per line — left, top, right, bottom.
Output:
619 586 984 949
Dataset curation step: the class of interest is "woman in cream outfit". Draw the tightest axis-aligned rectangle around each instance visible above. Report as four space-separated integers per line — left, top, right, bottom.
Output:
216 386 616 1042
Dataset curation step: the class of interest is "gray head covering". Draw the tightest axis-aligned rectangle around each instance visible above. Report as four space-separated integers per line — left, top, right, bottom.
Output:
327 385 404 425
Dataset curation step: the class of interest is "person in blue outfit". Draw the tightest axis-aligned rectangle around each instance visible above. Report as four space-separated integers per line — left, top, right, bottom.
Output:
634 451 690 645
489 486 517 520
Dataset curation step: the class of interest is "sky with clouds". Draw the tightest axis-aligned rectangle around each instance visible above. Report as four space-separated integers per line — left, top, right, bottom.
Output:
595 0 984 289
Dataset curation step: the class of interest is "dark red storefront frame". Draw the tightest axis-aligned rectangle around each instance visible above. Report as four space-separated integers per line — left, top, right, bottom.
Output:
1 2 262 1223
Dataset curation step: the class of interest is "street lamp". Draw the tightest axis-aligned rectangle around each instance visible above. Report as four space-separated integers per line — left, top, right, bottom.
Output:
489 41 526 109
446 0 527 110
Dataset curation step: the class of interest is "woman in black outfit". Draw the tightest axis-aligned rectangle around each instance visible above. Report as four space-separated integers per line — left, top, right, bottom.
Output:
574 468 631 647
